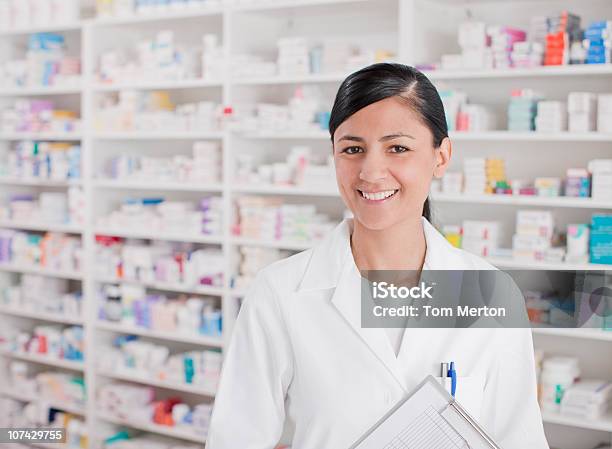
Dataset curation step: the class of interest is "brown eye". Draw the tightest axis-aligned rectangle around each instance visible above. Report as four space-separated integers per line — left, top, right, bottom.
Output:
342 146 363 154
390 145 409 153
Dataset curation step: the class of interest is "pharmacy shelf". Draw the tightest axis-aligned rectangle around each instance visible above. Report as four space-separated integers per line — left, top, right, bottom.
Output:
231 0 371 12
93 179 223 192
0 262 83 281
0 349 84 372
486 256 612 271
431 193 612 209
232 72 347 85
0 305 83 325
97 369 216 397
94 227 223 244
91 131 224 140
0 388 86 415
233 184 340 196
0 177 82 187
231 236 314 251
449 131 612 142
92 78 222 91
532 328 612 342
90 6 223 26
0 22 82 37
0 220 82 234
96 412 205 444
0 132 82 141
95 275 224 297
542 411 612 432
0 85 82 96
424 64 612 80
95 321 224 348
239 130 330 139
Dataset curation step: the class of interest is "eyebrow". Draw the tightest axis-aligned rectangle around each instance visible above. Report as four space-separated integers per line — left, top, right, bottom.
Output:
337 133 416 143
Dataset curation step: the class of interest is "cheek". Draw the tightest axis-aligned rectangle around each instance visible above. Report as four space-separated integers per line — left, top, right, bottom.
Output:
334 158 358 187
391 155 435 188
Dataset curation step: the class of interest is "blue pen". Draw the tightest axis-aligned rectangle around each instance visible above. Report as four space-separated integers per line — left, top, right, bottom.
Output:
448 361 457 397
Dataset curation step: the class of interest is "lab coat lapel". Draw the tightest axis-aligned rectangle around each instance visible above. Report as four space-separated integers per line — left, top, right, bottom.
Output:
329 260 407 392
299 219 407 390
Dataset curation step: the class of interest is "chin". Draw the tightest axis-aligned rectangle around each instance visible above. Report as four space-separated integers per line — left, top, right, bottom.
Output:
353 214 399 232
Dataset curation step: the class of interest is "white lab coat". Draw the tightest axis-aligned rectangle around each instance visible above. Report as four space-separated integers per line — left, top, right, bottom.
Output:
207 217 550 449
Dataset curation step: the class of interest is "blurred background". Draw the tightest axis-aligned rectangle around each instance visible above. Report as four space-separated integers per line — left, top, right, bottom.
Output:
0 0 611 448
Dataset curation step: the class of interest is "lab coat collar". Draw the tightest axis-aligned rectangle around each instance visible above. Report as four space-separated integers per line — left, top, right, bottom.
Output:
298 216 462 391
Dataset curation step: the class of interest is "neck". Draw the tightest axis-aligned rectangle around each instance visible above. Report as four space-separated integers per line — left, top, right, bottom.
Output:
350 217 427 271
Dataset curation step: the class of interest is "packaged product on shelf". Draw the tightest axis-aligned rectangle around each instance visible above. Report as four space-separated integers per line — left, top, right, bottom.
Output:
1 100 81 134
568 92 597 132
507 89 541 131
101 434 204 449
0 230 82 272
6 361 86 407
584 21 612 64
232 246 291 290
544 11 581 66
540 356 580 412
460 220 501 257
1 141 81 181
525 290 574 327
96 196 223 236
440 172 462 194
1 274 82 317
4 324 85 362
0 188 84 225
235 146 335 190
0 0 80 30
234 195 337 242
535 101 567 132
565 168 590 197
98 382 214 435
597 94 612 133
442 225 462 249
98 283 222 337
534 177 562 196
588 159 612 201
560 380 612 419
232 86 329 133
512 210 555 261
566 224 590 264
590 214 612 264
463 158 506 194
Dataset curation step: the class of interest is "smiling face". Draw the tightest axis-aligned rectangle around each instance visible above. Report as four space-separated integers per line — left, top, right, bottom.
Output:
333 96 451 231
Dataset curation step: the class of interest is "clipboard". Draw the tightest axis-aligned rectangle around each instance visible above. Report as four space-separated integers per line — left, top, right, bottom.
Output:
349 375 502 449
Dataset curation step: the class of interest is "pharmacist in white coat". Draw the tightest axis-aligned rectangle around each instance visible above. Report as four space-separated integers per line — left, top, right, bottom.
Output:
207 63 549 449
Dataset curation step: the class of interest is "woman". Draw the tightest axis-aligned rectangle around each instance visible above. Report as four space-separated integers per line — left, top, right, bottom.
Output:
208 63 549 449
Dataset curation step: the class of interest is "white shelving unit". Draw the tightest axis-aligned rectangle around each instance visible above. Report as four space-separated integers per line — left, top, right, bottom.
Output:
1 1 611 448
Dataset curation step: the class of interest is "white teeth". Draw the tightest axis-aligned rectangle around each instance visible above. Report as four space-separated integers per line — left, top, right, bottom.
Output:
361 190 397 201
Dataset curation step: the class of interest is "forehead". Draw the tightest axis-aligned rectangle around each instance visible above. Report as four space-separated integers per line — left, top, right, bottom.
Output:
334 96 428 141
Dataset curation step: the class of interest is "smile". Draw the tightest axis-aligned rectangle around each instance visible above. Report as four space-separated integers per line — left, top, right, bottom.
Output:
358 189 399 202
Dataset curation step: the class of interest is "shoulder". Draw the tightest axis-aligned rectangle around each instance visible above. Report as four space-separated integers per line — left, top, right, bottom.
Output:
256 248 315 293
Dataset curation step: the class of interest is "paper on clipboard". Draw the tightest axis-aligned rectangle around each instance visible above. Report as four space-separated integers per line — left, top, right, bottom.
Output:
349 375 501 449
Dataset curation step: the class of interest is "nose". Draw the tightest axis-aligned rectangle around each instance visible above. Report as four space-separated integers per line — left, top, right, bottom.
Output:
359 150 388 183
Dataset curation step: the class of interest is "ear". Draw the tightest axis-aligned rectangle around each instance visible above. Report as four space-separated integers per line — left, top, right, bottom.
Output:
433 137 452 178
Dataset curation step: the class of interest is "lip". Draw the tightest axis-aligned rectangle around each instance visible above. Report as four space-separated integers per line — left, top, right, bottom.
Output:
357 189 399 203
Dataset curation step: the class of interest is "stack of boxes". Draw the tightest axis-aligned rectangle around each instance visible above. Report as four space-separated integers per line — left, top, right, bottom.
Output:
512 210 555 261
588 159 612 201
598 94 612 133
584 21 612 64
508 89 541 131
488 26 526 69
565 168 591 198
463 158 507 195
535 101 567 132
456 21 490 70
544 11 581 66
511 41 544 68
566 224 590 264
461 220 500 257
277 37 310 77
568 92 597 132
590 215 612 264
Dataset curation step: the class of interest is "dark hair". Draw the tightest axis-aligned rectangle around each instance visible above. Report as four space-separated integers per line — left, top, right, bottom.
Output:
329 63 449 222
